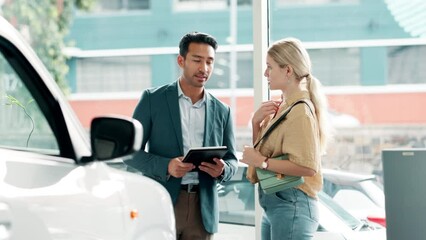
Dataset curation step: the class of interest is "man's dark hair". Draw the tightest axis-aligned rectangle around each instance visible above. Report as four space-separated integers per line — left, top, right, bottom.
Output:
179 32 218 58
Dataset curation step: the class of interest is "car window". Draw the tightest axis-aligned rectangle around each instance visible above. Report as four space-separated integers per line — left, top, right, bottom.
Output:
359 180 385 208
334 189 379 211
318 191 362 230
323 176 385 211
0 50 59 154
218 165 255 226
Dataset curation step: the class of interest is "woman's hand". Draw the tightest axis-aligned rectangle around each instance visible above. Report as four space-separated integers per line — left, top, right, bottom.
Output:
251 100 281 127
241 146 264 168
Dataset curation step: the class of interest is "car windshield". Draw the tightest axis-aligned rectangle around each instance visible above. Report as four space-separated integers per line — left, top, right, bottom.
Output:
359 179 385 208
318 191 363 230
322 170 385 217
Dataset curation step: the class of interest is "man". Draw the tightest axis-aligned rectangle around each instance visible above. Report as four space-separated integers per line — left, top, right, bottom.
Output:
125 32 238 240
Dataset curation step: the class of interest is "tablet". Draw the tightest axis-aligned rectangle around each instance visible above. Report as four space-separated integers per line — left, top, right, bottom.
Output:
183 146 228 167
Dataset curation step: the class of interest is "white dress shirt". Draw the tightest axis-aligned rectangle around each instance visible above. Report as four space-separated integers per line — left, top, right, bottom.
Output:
178 82 206 185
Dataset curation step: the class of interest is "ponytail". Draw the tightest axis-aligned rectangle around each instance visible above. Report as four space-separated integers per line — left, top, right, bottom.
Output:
306 74 332 154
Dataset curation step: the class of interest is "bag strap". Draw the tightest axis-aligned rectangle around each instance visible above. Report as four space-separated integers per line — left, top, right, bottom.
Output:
253 100 310 148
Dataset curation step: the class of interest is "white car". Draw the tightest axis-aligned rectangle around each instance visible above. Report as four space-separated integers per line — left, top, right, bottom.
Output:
322 168 386 227
0 16 175 239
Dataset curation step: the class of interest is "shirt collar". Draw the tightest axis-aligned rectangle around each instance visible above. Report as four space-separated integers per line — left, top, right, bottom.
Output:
284 90 310 106
177 80 185 98
177 80 206 107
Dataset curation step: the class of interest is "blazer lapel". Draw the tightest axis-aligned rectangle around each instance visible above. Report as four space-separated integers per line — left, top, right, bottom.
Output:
203 93 215 147
166 82 184 153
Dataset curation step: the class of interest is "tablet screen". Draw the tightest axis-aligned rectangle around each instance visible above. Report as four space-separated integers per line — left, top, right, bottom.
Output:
182 146 228 167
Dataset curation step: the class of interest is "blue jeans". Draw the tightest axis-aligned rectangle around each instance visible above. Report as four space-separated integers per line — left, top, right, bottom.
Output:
259 187 319 240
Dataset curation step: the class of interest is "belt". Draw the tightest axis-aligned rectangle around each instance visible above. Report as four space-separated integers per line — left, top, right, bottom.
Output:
181 184 199 193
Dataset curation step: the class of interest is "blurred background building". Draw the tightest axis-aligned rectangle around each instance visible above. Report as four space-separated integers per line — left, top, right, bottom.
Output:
3 0 426 174
61 0 426 174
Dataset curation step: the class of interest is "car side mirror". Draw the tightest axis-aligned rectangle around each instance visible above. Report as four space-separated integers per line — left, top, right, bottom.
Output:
90 116 142 161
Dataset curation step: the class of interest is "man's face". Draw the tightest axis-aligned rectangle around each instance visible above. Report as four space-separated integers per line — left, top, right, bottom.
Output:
178 42 215 88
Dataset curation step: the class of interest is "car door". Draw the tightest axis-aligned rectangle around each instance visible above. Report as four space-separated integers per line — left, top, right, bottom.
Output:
0 151 126 239
0 20 125 239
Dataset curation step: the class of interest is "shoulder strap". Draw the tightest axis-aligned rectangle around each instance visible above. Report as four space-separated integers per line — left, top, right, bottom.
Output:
253 100 310 148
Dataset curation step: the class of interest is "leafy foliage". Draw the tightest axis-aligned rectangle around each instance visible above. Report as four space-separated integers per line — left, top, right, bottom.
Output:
4 94 35 147
1 0 96 94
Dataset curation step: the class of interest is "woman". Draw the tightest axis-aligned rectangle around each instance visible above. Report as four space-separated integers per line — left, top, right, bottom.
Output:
241 37 331 240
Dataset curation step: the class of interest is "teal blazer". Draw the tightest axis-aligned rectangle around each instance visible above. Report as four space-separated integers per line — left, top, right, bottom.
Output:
125 81 238 233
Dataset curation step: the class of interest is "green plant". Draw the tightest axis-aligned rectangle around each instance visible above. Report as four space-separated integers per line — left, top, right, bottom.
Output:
1 0 97 94
3 94 34 147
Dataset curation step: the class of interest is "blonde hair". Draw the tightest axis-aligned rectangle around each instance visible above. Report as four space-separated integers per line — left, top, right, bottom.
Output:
268 37 331 153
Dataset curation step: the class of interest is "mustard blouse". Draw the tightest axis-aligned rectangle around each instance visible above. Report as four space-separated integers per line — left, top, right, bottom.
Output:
255 90 322 198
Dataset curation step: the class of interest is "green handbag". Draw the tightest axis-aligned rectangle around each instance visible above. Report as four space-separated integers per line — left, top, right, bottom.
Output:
253 100 310 194
256 154 304 194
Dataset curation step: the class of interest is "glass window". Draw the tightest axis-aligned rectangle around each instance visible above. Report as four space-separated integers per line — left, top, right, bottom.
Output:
76 56 151 93
310 48 360 86
234 0 252 6
201 52 253 89
388 45 426 84
174 0 251 11
218 164 254 226
172 51 253 89
269 0 426 178
92 0 150 12
0 52 58 154
174 0 228 11
276 0 359 7
333 190 379 212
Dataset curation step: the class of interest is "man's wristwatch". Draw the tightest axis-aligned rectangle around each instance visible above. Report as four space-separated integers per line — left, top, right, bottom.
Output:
261 157 269 170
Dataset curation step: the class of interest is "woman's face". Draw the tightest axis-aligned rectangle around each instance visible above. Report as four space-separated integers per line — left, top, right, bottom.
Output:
264 55 288 91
